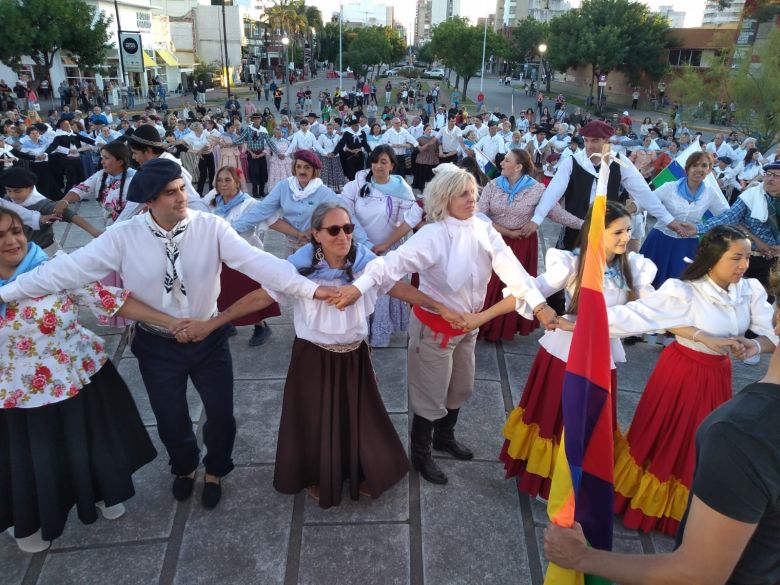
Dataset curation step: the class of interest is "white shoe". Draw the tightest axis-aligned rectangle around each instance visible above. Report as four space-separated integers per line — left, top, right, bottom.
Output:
96 501 126 520
743 354 761 366
11 528 51 553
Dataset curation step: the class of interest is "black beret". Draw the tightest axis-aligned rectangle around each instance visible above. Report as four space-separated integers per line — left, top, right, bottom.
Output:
764 160 780 172
127 158 183 203
1 167 38 188
128 125 164 148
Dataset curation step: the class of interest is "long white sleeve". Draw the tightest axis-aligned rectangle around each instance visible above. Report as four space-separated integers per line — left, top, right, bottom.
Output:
531 155 574 225
618 156 675 226
1 198 41 230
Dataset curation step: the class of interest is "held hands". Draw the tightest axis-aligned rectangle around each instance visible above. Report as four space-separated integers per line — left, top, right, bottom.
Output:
554 317 575 332
327 285 363 310
40 214 61 225
534 303 559 330
516 221 539 239
169 319 217 343
371 243 390 255
667 220 697 237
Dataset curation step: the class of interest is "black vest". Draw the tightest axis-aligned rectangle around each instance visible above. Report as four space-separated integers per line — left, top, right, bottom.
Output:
560 158 623 250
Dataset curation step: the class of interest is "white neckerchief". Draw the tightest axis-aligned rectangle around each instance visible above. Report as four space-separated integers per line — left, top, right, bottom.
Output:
530 137 548 152
738 185 770 222
19 187 48 207
442 215 492 291
145 213 191 311
288 176 323 201
574 148 602 178
55 129 75 137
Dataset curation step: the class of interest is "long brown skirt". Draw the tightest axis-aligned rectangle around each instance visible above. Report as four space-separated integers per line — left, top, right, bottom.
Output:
273 338 410 508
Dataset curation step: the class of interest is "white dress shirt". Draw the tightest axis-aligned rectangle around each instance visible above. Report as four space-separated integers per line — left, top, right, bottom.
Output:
0 211 318 320
315 132 340 155
409 123 425 140
352 215 546 315
606 277 778 354
288 129 318 153
531 149 676 227
437 126 463 155
382 127 418 156
474 133 507 163
183 132 211 152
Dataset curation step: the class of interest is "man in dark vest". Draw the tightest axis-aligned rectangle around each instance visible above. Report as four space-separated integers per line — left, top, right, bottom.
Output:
518 120 691 248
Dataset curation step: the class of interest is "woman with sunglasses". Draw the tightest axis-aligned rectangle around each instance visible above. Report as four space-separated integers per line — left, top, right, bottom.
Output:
231 149 373 256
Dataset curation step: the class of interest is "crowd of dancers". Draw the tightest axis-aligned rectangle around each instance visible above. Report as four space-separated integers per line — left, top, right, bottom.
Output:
0 101 779 583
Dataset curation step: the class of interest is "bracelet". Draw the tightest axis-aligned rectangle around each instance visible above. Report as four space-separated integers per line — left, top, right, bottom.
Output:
692 329 703 343
533 303 549 316
752 338 762 355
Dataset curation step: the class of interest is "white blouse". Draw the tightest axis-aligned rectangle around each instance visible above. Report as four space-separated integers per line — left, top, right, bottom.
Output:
607 277 778 355
184 132 212 152
353 215 546 315
1 282 128 409
270 268 393 345
646 180 729 239
69 168 140 224
340 170 423 245
515 250 657 366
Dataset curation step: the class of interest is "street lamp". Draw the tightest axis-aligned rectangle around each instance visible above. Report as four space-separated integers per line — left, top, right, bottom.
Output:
282 36 291 112
538 43 550 93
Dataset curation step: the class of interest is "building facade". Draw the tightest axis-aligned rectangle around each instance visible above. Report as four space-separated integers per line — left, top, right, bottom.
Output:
702 0 746 27
496 0 571 28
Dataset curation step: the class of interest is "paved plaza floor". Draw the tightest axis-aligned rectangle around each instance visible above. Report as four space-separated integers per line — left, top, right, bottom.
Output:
1 198 766 585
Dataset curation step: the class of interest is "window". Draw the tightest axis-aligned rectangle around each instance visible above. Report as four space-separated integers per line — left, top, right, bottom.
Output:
668 49 703 67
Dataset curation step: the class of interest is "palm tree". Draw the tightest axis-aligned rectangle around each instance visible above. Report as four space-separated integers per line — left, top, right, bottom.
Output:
304 5 323 67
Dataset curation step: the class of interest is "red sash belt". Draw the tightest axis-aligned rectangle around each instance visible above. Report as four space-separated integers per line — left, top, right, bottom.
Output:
413 305 466 348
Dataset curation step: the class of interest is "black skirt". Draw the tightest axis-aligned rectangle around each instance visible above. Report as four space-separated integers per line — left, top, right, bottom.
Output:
0 360 157 541
273 338 410 508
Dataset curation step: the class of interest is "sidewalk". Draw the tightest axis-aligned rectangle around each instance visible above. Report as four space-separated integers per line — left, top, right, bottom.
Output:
2 196 768 585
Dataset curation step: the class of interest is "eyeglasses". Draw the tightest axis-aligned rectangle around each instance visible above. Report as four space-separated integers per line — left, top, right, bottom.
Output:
319 223 355 236
766 172 780 179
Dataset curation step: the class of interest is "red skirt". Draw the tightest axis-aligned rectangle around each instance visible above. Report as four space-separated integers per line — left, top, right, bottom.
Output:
614 341 732 536
478 233 539 341
500 347 618 500
218 264 281 326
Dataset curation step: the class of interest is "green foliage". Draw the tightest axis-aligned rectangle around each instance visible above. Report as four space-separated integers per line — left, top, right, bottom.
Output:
429 18 505 96
193 61 222 85
318 22 358 64
508 18 549 65
730 27 780 152
546 0 671 100
416 42 435 66
344 26 405 78
0 0 111 73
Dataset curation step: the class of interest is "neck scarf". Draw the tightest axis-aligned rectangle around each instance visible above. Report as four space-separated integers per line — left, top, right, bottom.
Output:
214 191 250 218
371 175 415 201
288 242 375 284
0 242 48 316
145 213 190 310
499 174 537 204
287 176 324 202
676 177 705 203
442 215 492 291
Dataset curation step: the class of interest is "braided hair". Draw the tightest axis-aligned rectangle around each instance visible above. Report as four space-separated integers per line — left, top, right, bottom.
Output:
359 144 397 197
297 201 359 282
97 142 131 209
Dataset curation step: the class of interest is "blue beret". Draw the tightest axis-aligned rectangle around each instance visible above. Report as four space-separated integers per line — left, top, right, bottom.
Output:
763 160 780 172
127 158 183 203
92 115 109 125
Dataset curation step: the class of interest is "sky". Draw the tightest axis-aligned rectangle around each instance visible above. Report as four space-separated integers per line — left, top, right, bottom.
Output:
312 0 708 43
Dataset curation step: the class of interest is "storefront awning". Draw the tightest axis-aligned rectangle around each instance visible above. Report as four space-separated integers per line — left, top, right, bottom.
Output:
156 49 179 67
143 51 156 68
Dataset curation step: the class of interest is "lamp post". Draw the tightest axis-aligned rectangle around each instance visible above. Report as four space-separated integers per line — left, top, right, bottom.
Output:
339 1 343 92
479 16 488 92
282 36 290 112
538 43 550 93
221 0 232 98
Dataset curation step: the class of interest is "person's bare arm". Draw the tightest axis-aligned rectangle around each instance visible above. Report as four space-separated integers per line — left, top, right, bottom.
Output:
373 222 415 255
116 295 184 332
544 496 757 585
174 288 277 341
70 214 104 238
387 281 465 329
270 218 308 243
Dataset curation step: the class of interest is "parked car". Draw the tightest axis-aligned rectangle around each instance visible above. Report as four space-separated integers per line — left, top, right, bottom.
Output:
423 68 445 79
382 67 402 77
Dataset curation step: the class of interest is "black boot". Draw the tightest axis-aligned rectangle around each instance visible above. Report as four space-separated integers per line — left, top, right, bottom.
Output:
410 415 448 485
433 409 474 460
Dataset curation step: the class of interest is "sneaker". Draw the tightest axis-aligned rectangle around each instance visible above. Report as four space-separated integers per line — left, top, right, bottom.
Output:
10 529 51 554
248 323 272 347
96 501 126 520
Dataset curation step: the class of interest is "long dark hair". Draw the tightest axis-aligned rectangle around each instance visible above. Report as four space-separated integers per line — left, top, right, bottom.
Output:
297 202 358 282
98 142 130 206
457 156 488 188
359 144 397 197
743 147 759 167
680 225 749 282
567 201 634 314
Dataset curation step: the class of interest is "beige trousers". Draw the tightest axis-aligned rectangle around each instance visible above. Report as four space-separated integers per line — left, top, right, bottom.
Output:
407 313 477 421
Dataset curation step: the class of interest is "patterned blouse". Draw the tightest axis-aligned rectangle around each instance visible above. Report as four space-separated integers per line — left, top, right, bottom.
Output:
0 282 129 409
477 179 582 231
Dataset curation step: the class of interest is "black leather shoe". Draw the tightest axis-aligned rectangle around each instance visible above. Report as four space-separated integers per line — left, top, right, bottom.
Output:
248 323 272 347
172 475 195 501
411 452 449 484
201 480 222 509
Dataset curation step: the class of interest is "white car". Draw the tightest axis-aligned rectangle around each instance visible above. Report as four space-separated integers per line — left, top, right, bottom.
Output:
384 67 401 77
423 68 445 79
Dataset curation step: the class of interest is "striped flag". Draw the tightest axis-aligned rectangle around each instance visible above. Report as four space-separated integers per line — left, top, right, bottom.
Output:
650 141 728 206
472 145 499 179
544 146 615 585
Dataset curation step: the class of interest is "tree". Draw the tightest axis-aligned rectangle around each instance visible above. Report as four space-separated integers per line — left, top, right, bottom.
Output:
345 27 391 78
730 27 780 152
546 0 671 105
193 61 222 87
417 42 435 66
508 18 549 66
0 0 111 78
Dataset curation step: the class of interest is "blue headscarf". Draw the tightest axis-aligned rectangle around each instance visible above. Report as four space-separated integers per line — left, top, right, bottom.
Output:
498 174 537 204
676 176 705 203
0 242 48 316
288 242 376 284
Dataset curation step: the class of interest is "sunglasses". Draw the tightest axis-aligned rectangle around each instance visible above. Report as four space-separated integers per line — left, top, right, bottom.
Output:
319 223 355 236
